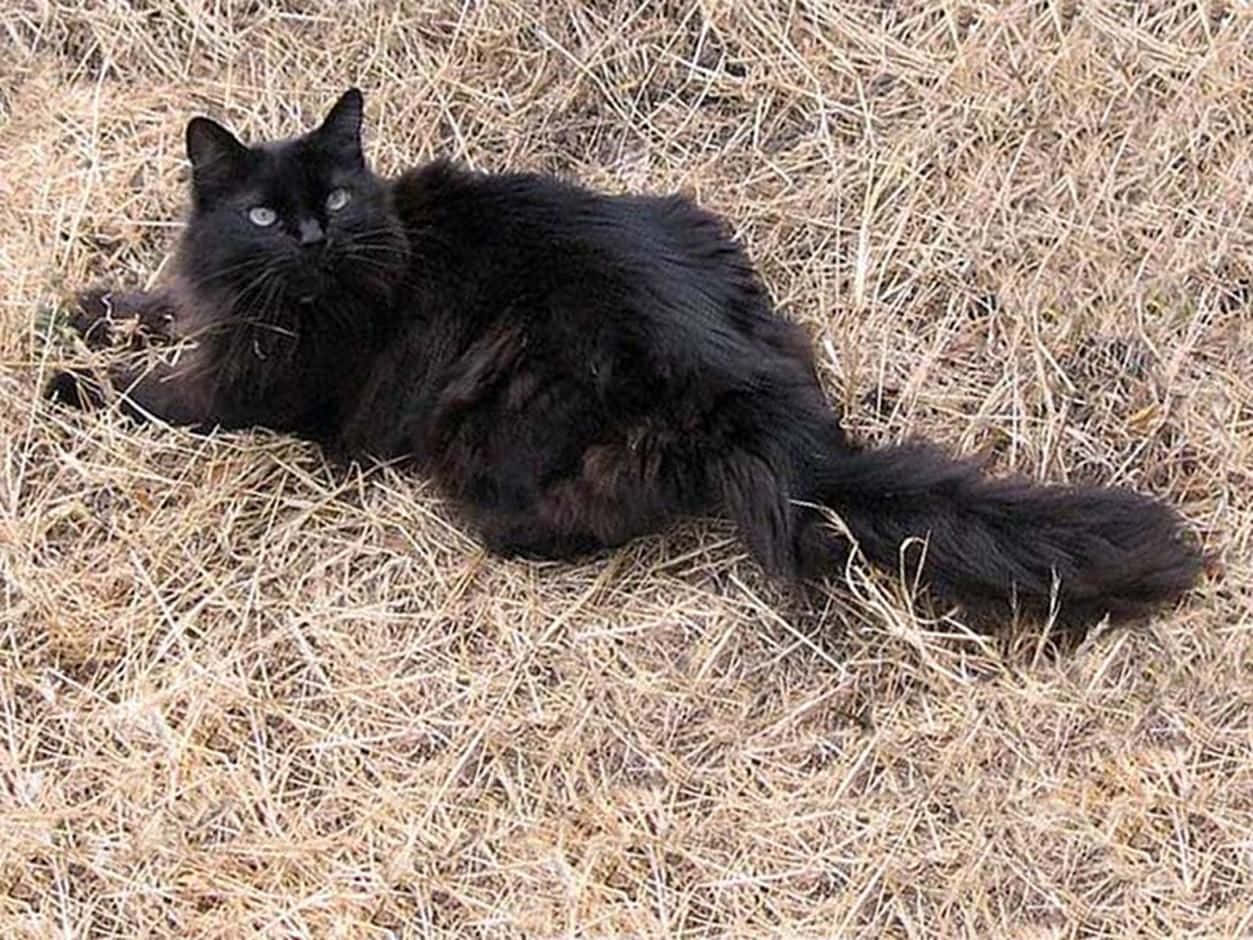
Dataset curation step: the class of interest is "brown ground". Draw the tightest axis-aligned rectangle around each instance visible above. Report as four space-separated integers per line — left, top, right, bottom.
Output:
2 2 1250 937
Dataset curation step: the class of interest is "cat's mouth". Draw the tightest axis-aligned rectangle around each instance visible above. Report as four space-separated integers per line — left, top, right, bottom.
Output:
288 268 329 305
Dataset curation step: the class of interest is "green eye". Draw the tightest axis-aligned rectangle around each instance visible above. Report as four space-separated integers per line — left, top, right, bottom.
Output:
326 188 350 212
248 206 277 227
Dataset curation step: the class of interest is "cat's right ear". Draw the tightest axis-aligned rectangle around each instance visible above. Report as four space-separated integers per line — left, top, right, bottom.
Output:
185 117 247 204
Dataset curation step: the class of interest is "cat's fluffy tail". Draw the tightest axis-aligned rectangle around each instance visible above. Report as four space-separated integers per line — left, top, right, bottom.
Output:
798 442 1201 621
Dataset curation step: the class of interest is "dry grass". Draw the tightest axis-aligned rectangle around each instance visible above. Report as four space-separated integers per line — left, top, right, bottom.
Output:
2 1 1251 936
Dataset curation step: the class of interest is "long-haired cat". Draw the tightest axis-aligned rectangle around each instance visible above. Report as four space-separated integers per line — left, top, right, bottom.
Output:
48 89 1201 624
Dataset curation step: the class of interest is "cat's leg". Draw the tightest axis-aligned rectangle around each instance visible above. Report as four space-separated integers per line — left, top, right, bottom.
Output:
467 468 668 562
463 400 821 571
47 361 216 427
43 286 169 405
709 398 854 579
714 447 800 576
46 347 220 429
46 285 229 427
62 287 177 350
462 437 703 563
472 441 829 574
476 513 606 561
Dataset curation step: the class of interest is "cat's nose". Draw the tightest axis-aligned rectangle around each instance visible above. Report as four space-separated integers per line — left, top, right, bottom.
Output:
298 218 324 246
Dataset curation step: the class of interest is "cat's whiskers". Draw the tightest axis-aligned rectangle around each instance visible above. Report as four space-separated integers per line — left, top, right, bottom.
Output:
184 255 272 290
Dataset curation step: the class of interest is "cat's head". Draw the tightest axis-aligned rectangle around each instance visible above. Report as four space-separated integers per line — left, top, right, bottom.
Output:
178 89 407 321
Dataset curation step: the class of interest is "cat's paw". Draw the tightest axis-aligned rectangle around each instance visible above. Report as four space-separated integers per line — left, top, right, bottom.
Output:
45 369 107 411
60 287 174 350
62 288 121 349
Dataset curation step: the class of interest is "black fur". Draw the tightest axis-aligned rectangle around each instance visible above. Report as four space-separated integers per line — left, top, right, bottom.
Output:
48 89 1202 624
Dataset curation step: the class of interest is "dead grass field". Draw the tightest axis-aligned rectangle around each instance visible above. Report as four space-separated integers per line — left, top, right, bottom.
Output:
2 1 1251 936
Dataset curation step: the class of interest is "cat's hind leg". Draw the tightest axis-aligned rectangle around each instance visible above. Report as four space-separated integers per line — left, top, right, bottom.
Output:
713 448 800 576
460 429 711 563
476 513 606 561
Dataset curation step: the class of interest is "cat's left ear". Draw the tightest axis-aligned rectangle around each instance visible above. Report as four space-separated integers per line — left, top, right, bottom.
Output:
315 88 365 167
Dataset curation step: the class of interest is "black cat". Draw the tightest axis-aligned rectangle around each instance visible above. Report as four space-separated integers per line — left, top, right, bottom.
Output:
48 89 1201 624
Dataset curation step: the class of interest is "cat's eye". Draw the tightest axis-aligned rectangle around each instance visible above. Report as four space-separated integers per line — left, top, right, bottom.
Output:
248 206 277 227
326 188 351 212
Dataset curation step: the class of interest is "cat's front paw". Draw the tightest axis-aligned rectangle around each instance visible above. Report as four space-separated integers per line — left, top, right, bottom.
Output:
60 287 174 350
62 288 121 349
45 369 107 411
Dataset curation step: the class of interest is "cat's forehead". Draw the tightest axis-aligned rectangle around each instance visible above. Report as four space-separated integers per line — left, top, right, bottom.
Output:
256 136 298 157
246 135 352 189
257 134 328 169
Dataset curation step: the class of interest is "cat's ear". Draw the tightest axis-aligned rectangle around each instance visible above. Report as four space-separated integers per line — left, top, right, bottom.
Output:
185 117 247 203
315 88 365 167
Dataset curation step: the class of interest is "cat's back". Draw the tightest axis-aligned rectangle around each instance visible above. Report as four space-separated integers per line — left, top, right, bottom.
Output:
391 159 737 275
388 158 773 368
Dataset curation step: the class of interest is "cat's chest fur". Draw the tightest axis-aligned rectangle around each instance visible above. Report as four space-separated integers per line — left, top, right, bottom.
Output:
172 283 385 439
